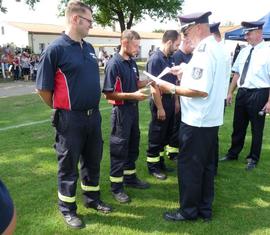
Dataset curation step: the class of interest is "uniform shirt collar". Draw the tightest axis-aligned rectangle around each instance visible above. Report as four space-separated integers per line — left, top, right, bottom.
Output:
157 48 172 59
194 35 215 52
62 32 86 45
115 52 133 63
252 40 265 50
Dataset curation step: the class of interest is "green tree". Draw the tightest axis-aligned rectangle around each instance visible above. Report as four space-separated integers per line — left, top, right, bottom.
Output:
0 0 40 13
59 0 184 32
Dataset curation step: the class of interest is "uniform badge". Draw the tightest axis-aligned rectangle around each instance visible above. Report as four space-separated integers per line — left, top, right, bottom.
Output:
133 67 137 73
89 53 97 59
192 67 203 80
198 43 206 52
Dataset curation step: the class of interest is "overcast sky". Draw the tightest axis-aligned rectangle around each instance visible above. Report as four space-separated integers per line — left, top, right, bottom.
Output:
1 0 270 31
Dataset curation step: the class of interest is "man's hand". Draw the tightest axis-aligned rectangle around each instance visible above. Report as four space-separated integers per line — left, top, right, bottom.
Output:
170 65 182 76
157 107 166 120
226 92 233 105
262 101 270 114
133 90 148 101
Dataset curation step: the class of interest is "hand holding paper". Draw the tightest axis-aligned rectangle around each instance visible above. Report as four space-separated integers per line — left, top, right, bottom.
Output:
143 71 176 94
170 64 187 76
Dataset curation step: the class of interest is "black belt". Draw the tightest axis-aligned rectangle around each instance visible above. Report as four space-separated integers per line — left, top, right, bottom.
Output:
239 88 269 92
59 108 97 116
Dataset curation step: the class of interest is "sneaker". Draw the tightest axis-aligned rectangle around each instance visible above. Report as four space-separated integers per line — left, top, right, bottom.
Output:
150 170 167 180
112 191 131 203
85 200 112 213
62 213 84 229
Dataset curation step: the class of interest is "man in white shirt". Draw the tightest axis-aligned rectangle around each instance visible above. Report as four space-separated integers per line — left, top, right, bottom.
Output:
220 21 270 170
159 11 227 222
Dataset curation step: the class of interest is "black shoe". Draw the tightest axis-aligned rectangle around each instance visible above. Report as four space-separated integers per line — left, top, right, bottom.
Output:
85 200 112 213
112 191 131 203
219 155 237 162
163 210 188 222
246 159 257 171
150 170 167 180
124 177 150 189
62 213 84 229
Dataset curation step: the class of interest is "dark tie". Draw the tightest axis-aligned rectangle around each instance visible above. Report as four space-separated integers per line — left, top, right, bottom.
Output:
239 47 254 86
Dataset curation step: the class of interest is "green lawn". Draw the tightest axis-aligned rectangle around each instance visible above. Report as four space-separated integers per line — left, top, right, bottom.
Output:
0 94 270 235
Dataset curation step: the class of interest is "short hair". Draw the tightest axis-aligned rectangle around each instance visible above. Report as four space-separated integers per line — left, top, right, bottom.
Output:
65 0 92 19
162 30 180 43
121 30 141 41
213 31 221 39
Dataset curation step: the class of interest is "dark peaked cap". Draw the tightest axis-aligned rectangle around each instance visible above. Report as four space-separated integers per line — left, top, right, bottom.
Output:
210 22 220 33
178 11 212 32
241 21 265 33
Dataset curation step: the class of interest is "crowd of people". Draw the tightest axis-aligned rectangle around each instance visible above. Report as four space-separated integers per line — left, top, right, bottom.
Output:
0 45 39 81
1 0 270 233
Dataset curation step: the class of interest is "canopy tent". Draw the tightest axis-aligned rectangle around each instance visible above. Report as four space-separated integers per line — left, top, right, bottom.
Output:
225 12 270 41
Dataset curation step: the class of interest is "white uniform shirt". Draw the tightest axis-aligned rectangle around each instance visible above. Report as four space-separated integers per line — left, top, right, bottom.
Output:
232 41 270 88
180 36 227 127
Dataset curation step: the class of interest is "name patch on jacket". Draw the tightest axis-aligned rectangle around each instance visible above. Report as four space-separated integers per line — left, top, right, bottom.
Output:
192 67 203 80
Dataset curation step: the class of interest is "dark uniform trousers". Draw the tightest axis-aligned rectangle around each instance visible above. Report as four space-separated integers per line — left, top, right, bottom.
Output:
168 110 181 148
147 95 175 172
110 103 140 193
178 122 218 219
55 109 103 215
227 88 269 162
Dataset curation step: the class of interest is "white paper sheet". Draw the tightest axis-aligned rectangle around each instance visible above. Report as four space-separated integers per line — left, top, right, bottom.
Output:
156 67 171 79
143 71 169 85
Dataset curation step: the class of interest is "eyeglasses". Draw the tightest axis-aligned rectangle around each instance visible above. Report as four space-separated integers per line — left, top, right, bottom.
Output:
78 15 93 25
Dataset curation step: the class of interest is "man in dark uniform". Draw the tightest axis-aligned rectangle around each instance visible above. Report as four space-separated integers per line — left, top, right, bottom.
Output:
146 30 181 180
173 37 193 66
0 180 16 235
164 35 193 162
158 11 227 222
220 21 270 170
103 30 151 204
36 0 111 229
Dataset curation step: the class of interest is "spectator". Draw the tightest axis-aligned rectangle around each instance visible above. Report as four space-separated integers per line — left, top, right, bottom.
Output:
20 52 31 81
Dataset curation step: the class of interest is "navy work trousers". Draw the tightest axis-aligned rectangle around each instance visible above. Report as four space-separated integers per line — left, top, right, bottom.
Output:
147 96 175 171
110 104 140 193
55 109 103 215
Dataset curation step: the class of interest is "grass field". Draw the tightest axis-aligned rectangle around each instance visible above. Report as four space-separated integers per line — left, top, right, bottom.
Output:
1 94 270 235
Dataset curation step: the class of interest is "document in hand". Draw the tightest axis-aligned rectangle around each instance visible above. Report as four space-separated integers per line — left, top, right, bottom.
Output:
143 66 171 85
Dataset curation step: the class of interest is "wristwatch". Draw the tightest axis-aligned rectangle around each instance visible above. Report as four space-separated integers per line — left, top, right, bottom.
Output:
170 85 176 95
